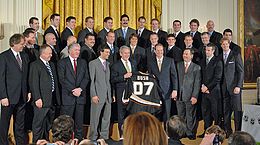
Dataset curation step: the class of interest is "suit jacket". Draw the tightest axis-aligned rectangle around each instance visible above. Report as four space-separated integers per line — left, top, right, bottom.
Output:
130 46 146 72
61 27 73 49
185 31 203 49
230 41 241 54
209 31 222 47
220 51 244 94
89 58 112 104
36 32 44 46
23 44 40 62
147 56 178 99
199 56 223 98
104 43 120 66
174 31 185 50
57 57 89 105
97 28 109 46
198 45 219 62
0 49 29 104
166 45 183 63
157 29 168 47
176 61 201 101
44 26 62 53
137 28 152 48
77 28 97 46
29 59 60 107
114 27 136 47
80 44 97 63
49 45 60 65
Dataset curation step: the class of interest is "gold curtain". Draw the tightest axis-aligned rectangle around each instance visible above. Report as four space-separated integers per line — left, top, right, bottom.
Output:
42 0 162 36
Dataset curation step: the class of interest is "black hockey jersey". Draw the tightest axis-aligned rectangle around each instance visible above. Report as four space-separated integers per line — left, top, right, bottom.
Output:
122 72 163 115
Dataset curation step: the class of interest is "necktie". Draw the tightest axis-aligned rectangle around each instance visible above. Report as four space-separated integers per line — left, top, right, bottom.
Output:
73 59 77 74
103 61 107 71
55 29 60 37
206 58 210 65
46 62 55 92
131 47 135 54
111 45 114 54
185 62 189 73
190 32 194 37
224 53 228 64
123 28 127 39
158 59 162 72
138 29 142 36
16 54 22 70
125 61 131 72
35 34 38 45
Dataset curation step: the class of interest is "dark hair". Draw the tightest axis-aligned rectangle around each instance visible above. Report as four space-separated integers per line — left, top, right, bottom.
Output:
29 17 38 24
189 18 200 26
138 16 146 21
155 43 164 50
85 33 95 39
50 13 60 21
23 29 35 38
228 131 256 145
206 43 216 51
52 115 74 143
129 33 139 41
106 30 115 36
184 34 193 39
150 32 159 38
98 44 111 55
151 18 160 23
166 115 187 140
184 48 194 55
173 20 181 25
85 16 94 22
39 44 51 55
9 34 25 47
104 16 113 23
66 16 76 22
120 14 129 21
201 32 210 36
223 28 233 35
167 34 175 39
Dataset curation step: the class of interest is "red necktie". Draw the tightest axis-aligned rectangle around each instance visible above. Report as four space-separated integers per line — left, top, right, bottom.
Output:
73 59 77 74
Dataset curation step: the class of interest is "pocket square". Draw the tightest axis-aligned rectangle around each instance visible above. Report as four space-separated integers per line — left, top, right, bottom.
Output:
228 61 235 64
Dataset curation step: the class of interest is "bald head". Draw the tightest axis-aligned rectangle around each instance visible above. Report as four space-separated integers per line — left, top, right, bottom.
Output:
45 33 56 46
67 36 77 46
206 20 215 32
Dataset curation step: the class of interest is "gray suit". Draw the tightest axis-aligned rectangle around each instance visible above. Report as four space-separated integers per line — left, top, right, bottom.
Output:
114 27 136 47
89 58 112 140
176 61 201 136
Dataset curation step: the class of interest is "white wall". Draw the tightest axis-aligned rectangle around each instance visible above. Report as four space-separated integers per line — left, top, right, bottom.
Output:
0 0 42 52
161 0 238 43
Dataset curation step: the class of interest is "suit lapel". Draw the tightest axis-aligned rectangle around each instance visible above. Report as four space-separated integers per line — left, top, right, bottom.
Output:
8 49 22 71
66 57 76 78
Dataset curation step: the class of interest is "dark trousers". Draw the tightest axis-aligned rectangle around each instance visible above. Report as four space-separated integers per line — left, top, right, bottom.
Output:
201 93 221 130
176 100 198 136
116 87 128 137
0 103 26 145
61 104 84 140
32 106 55 143
162 98 171 122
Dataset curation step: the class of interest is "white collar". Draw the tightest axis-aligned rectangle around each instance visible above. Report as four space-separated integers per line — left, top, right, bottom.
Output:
156 56 163 62
51 25 58 31
98 57 106 63
40 57 48 65
11 48 19 57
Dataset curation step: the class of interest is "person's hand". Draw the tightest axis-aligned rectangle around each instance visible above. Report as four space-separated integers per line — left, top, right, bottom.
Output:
71 138 78 145
233 87 240 94
97 139 108 145
92 96 99 104
113 96 116 102
35 99 43 108
36 139 48 145
190 97 197 105
200 133 216 145
27 93 31 102
201 84 208 93
54 141 65 145
72 88 82 97
171 90 177 101
1 98 9 106
124 72 132 79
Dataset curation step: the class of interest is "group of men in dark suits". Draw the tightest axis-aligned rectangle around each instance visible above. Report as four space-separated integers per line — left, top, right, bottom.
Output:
0 12 244 144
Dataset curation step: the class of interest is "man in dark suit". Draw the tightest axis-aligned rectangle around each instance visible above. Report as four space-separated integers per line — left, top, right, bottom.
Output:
176 48 201 140
185 19 203 50
0 34 30 145
45 33 59 65
29 44 60 143
61 16 76 49
172 20 185 50
114 14 136 47
105 31 120 66
29 17 44 46
166 34 182 63
89 46 112 140
147 43 178 122
78 16 97 47
97 17 113 46
129 33 146 72
136 16 152 48
44 13 61 53
145 32 160 68
58 43 89 141
223 29 241 54
111 46 137 137
151 18 168 47
206 20 222 48
198 43 223 138
220 38 244 137
80 33 97 63
184 34 200 64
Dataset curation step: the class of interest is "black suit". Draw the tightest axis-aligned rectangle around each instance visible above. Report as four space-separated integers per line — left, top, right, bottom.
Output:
23 45 40 62
198 45 219 62
58 57 89 140
29 59 60 142
61 27 73 49
77 28 97 46
137 28 152 48
80 45 97 63
185 31 203 49
166 46 183 64
220 50 244 134
157 29 168 47
111 60 137 135
44 26 61 53
0 49 29 145
97 28 109 46
130 46 146 72
174 31 185 50
168 139 184 145
230 41 241 54
105 43 120 66
147 56 178 121
199 56 223 130
49 45 60 65
209 31 222 48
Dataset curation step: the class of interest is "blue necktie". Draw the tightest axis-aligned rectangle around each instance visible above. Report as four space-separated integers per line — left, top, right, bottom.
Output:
46 62 55 92
111 45 114 54
123 28 127 39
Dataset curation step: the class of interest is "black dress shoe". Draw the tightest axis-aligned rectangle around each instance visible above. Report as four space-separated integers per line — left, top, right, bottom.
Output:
187 135 196 140
197 133 205 138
